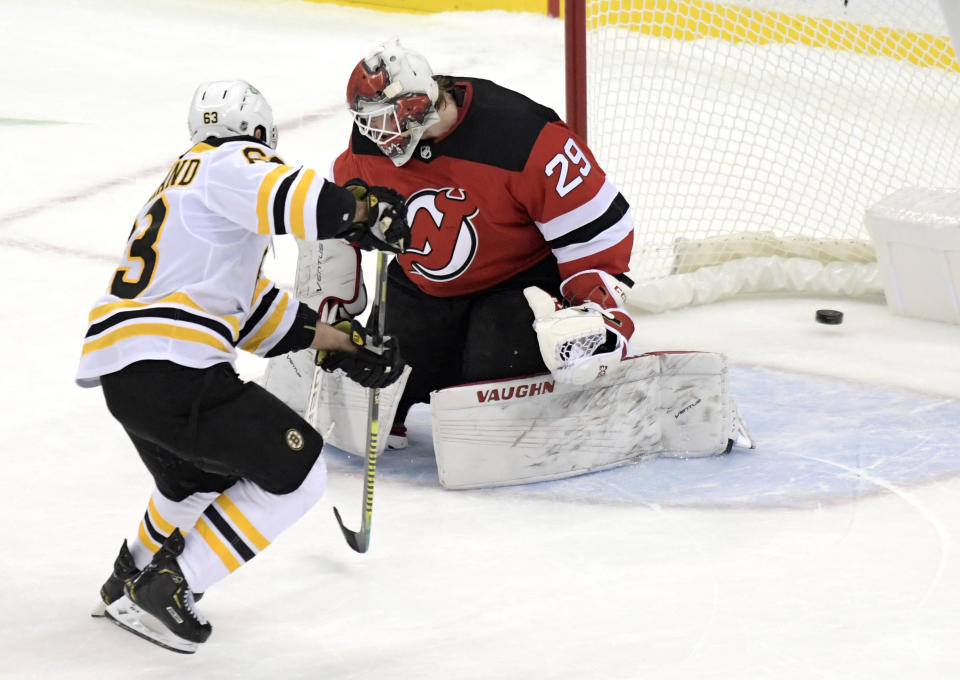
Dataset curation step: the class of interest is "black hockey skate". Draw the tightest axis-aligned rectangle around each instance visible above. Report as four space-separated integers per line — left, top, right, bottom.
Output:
91 540 139 617
92 536 203 618
105 529 211 653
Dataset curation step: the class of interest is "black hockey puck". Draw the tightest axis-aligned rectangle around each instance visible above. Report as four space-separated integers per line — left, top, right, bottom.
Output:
815 309 843 325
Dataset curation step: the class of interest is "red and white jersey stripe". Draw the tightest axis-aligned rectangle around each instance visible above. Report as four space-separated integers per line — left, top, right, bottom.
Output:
332 77 633 300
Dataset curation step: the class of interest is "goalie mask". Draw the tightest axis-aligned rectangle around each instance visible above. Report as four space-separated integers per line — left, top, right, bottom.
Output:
346 38 440 167
188 80 278 149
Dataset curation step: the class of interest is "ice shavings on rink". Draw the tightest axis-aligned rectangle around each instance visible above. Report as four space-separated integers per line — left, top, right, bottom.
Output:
322 365 960 508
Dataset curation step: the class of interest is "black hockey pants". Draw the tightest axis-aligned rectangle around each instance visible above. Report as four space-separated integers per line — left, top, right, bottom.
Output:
384 255 563 426
100 361 323 500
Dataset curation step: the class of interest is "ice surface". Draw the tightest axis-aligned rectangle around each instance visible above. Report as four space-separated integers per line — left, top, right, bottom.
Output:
2 1 959 678
354 366 960 509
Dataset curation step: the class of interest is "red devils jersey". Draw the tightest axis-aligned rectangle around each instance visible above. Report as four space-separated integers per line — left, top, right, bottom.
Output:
332 78 633 298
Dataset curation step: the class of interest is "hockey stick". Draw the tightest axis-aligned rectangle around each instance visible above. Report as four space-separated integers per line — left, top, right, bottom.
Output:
332 250 388 553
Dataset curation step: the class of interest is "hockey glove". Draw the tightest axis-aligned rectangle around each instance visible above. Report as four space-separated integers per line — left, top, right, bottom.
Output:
316 319 405 388
524 286 634 385
340 178 410 254
559 268 635 352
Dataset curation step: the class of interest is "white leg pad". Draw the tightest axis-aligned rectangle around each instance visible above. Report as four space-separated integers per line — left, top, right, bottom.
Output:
263 238 366 417
307 365 412 457
655 351 755 457
262 348 317 417
431 352 754 489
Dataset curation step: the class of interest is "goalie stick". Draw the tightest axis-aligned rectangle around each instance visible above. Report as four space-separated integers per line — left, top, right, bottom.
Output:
333 250 388 553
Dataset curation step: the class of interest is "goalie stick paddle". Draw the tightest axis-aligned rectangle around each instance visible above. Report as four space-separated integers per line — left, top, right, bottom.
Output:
333 251 389 553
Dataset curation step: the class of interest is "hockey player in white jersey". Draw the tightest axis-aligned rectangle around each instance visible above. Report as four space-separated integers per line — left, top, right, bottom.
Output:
76 80 407 653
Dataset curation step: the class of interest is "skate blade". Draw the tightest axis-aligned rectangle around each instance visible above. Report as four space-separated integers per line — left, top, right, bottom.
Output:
91 600 108 617
103 596 200 654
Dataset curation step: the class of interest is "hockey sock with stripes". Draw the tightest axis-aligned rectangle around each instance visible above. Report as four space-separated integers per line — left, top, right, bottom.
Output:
176 456 328 593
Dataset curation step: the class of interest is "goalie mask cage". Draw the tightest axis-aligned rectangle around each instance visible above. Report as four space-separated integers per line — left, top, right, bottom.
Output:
565 0 960 312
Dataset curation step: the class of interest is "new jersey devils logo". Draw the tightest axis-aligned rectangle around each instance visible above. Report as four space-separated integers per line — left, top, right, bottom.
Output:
401 188 479 282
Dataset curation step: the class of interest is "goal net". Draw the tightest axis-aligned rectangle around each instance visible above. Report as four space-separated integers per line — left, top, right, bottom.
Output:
570 0 960 311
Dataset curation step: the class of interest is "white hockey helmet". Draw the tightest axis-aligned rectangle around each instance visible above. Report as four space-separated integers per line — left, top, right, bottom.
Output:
346 38 441 166
187 80 278 149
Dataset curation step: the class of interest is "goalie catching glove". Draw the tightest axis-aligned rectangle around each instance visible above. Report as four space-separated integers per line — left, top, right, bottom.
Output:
339 178 410 253
524 269 635 385
316 319 405 389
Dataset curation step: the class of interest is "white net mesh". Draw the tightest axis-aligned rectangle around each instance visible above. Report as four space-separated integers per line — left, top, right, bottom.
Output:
583 0 960 309
557 329 606 365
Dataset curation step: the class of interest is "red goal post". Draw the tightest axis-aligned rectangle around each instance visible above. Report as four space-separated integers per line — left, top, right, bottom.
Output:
564 0 960 312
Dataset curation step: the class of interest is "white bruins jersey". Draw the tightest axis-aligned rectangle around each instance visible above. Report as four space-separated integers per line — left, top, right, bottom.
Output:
77 137 354 388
